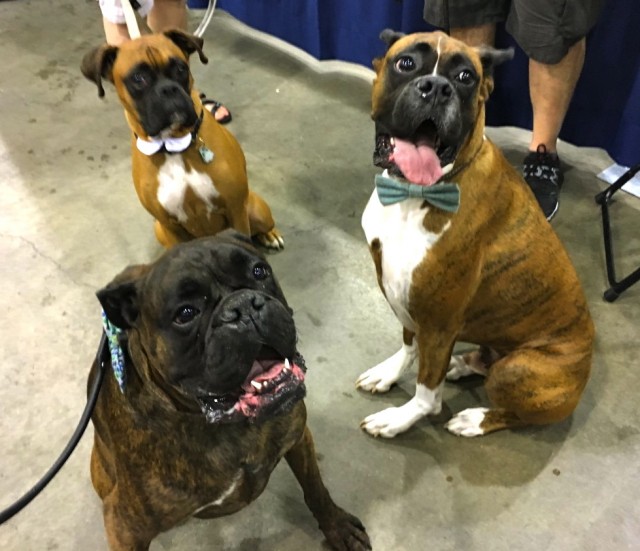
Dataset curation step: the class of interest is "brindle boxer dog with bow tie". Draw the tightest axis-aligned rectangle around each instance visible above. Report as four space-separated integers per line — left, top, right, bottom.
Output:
357 30 594 438
90 232 370 550
81 30 283 249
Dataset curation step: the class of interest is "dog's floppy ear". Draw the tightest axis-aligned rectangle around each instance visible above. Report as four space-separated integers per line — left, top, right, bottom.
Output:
97 264 149 330
379 28 405 48
477 46 514 77
164 29 209 65
81 44 119 98
475 46 514 100
373 29 405 73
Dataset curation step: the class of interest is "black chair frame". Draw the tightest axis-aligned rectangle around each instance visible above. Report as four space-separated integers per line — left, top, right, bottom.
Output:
594 163 640 302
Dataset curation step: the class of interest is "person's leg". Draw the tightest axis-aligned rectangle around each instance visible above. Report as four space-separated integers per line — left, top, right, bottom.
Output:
146 0 187 33
450 23 496 47
508 0 603 219
102 19 131 46
528 38 585 153
520 38 586 219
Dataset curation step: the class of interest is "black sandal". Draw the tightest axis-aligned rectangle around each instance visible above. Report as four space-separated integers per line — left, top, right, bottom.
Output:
199 93 232 124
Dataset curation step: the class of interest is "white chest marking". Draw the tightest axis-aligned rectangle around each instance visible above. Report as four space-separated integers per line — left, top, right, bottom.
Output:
432 36 442 76
361 183 450 331
192 470 243 515
156 155 219 223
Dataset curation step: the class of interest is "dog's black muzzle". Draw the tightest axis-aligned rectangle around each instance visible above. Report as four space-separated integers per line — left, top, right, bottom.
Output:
414 74 454 106
141 78 197 136
202 289 297 390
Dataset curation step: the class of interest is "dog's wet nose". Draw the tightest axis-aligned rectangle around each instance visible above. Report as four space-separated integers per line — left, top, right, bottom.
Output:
158 82 183 99
416 75 453 102
218 291 268 324
252 294 266 311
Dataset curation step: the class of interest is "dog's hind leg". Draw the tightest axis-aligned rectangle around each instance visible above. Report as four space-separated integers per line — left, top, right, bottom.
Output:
356 327 416 392
153 220 191 248
445 407 525 437
247 191 284 249
285 426 371 551
445 347 590 437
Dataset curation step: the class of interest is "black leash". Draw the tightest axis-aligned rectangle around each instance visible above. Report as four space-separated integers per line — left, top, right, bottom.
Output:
0 332 109 525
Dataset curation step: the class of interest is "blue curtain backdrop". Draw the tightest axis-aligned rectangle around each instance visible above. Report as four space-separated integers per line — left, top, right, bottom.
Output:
207 0 639 167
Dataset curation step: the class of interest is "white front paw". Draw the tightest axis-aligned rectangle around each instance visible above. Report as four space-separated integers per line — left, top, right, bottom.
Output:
356 364 397 393
360 407 413 438
355 345 415 393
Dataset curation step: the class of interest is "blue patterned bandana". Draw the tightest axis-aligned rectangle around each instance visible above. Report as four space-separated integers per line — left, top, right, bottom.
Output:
101 310 125 393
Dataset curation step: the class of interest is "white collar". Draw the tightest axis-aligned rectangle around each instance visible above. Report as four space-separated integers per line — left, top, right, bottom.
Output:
136 132 192 156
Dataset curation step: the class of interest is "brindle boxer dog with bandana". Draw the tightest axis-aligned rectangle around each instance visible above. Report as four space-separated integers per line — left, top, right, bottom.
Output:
81 31 283 249
90 231 370 550
357 30 594 438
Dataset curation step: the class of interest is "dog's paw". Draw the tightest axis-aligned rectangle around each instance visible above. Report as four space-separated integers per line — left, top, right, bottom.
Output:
360 406 415 438
356 364 396 393
445 407 490 437
446 352 489 381
320 508 371 551
356 346 414 393
446 355 475 381
255 229 284 250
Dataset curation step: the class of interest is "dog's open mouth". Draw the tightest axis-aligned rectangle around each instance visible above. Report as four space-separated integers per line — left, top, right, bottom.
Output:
197 351 307 424
375 119 457 186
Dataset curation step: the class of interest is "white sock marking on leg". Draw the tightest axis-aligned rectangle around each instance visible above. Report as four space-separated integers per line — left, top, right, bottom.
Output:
361 383 443 438
356 342 416 393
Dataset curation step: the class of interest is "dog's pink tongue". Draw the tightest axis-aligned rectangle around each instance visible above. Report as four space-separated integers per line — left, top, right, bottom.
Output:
392 138 442 186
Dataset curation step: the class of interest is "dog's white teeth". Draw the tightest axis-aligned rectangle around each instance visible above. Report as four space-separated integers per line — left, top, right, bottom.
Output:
390 137 395 146
251 381 262 391
441 162 454 175
284 358 291 371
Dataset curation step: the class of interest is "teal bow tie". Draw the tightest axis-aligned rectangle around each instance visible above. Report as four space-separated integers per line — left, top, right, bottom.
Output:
375 173 460 212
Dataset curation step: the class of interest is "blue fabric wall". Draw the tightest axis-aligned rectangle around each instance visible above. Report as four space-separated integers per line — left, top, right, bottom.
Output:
202 0 639 166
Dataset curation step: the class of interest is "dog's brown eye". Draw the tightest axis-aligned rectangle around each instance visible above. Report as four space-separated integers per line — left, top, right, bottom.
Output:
253 264 270 280
456 70 473 84
174 306 200 325
395 56 416 72
132 72 148 87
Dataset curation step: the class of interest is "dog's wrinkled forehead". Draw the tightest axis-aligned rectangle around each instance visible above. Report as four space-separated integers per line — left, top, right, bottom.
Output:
112 34 187 81
383 31 483 77
150 234 257 283
140 233 270 308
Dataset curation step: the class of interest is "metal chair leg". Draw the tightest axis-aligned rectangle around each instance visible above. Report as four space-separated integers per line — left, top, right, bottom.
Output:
595 164 640 302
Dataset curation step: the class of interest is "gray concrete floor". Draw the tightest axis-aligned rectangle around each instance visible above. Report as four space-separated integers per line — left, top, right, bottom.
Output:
1 2 639 550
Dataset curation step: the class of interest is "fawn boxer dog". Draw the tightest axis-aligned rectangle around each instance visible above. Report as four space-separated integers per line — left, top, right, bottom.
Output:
356 30 594 438
91 231 370 550
81 30 283 249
